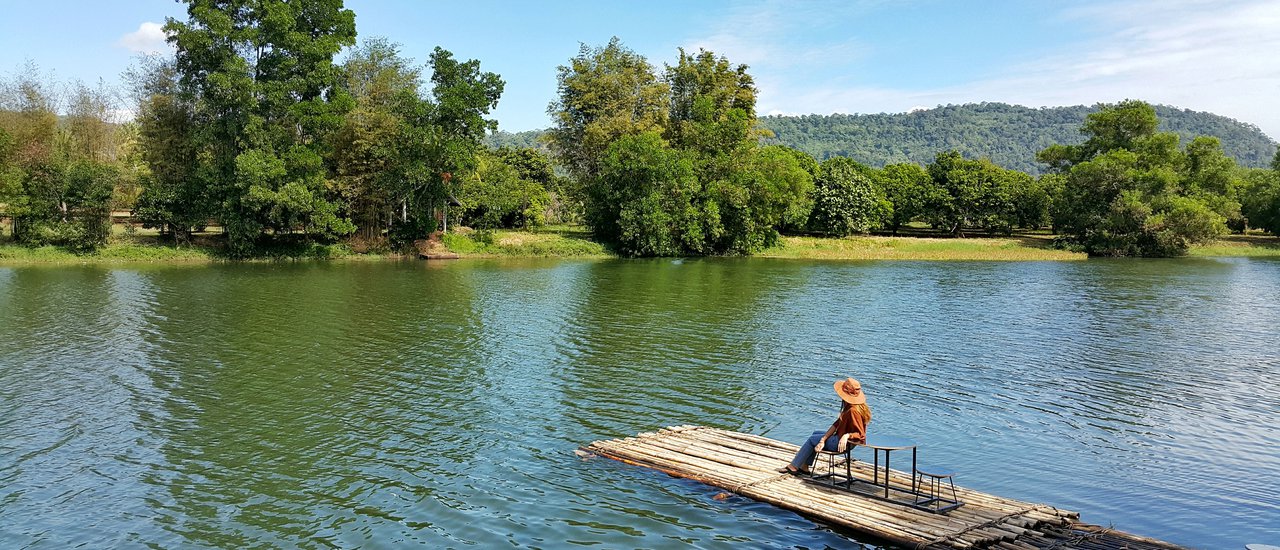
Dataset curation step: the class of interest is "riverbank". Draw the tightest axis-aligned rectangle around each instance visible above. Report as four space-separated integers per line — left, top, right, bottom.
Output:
4 226 1280 264
0 233 367 265
759 234 1086 261
1186 234 1280 257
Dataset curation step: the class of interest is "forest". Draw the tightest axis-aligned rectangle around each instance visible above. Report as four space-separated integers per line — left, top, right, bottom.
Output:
488 103 1278 175
2 0 1280 258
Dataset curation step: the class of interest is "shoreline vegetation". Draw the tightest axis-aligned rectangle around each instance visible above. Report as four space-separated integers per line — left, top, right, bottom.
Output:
5 224 1280 265
2 2 1278 263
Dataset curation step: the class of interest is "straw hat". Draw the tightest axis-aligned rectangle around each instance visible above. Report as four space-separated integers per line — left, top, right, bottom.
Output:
834 377 866 405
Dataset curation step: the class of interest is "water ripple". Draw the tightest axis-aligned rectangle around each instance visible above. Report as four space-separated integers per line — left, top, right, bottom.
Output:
1 259 1278 548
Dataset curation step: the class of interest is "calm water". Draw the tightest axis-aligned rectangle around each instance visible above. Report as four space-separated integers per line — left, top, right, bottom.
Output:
1 258 1278 549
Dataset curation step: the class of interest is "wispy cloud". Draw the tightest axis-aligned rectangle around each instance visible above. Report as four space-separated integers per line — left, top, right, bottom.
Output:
698 0 1280 140
117 22 171 54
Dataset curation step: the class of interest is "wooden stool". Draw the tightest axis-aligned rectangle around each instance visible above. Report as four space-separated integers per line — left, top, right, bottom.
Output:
812 446 856 489
913 465 963 512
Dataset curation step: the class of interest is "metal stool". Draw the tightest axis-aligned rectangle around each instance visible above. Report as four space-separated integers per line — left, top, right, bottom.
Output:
812 446 856 489
913 465 963 512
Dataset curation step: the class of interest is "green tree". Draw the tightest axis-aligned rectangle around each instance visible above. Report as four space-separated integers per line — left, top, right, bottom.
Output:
165 0 359 255
457 149 550 230
664 48 756 161
775 146 819 231
1183 136 1245 231
547 38 668 181
809 157 885 236
713 144 813 252
1241 168 1280 234
380 47 504 246
331 38 423 241
550 42 809 256
1 66 120 250
593 132 699 256
874 163 935 234
926 151 1016 236
1079 99 1160 156
1011 175 1053 230
1042 100 1228 256
15 159 115 250
128 55 208 242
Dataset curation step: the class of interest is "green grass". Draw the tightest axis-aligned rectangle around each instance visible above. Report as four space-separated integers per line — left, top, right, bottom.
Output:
8 221 1279 264
0 242 214 264
441 226 612 258
0 226 369 265
1188 235 1280 257
760 235 1088 261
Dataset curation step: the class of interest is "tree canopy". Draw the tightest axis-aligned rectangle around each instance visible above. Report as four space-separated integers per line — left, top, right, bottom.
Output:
1041 100 1232 256
548 39 811 256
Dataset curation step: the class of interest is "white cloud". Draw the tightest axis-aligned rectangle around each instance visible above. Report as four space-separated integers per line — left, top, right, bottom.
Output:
118 22 171 54
716 0 1280 140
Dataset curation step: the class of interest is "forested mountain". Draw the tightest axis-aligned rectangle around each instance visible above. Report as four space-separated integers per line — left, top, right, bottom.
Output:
757 103 1277 174
488 102 1276 174
486 129 547 151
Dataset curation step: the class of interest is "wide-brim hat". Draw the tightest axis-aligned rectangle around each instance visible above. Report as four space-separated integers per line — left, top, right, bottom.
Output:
834 377 866 405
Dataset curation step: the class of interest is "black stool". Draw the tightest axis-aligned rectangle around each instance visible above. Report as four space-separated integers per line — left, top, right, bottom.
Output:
913 465 963 512
812 446 856 489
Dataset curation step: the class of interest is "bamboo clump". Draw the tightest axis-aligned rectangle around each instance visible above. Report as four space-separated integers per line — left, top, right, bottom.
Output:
582 426 1187 550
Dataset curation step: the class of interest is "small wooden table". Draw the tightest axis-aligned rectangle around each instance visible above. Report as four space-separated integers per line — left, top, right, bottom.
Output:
863 435 918 499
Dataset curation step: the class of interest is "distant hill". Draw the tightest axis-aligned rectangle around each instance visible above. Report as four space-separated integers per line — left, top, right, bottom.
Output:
758 103 1277 174
486 102 1277 174
486 129 548 151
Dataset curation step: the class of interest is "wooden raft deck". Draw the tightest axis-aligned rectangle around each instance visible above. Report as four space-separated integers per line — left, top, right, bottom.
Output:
583 426 1186 550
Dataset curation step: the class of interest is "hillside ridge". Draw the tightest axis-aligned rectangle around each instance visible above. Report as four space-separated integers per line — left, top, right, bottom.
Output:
487 102 1277 174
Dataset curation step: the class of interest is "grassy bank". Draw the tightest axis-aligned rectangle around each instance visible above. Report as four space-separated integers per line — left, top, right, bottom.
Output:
440 226 612 258
1188 235 1280 257
6 224 1280 265
0 223 371 265
0 240 366 265
760 235 1088 261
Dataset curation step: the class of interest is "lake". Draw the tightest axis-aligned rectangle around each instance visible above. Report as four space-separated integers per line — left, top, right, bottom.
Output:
1 258 1277 548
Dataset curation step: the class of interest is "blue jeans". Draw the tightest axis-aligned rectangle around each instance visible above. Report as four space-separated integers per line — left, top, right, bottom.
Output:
790 430 840 470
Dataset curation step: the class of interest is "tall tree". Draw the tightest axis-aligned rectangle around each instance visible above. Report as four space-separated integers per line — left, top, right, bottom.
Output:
550 41 810 256
380 46 503 245
715 144 812 252
1241 167 1280 234
593 131 699 256
331 38 422 240
547 38 668 181
1042 100 1228 256
874 163 935 235
128 55 207 242
165 0 358 254
664 48 756 160
926 151 1017 236
1 66 119 250
809 157 885 236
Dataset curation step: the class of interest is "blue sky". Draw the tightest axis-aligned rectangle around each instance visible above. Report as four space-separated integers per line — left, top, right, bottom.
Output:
2 0 1277 139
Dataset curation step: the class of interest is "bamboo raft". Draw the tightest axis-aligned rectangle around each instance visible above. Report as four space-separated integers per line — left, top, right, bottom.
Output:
582 426 1187 550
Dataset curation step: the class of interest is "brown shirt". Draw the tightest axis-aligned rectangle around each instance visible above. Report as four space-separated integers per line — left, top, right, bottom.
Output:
832 407 869 443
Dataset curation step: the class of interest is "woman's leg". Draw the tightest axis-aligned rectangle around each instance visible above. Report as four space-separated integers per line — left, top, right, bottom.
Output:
788 431 826 471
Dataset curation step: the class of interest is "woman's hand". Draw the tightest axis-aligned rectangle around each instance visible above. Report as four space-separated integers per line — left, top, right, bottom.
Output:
816 437 827 452
837 433 851 453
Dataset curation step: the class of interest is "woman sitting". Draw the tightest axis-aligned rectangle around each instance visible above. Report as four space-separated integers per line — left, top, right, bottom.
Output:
780 377 872 475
